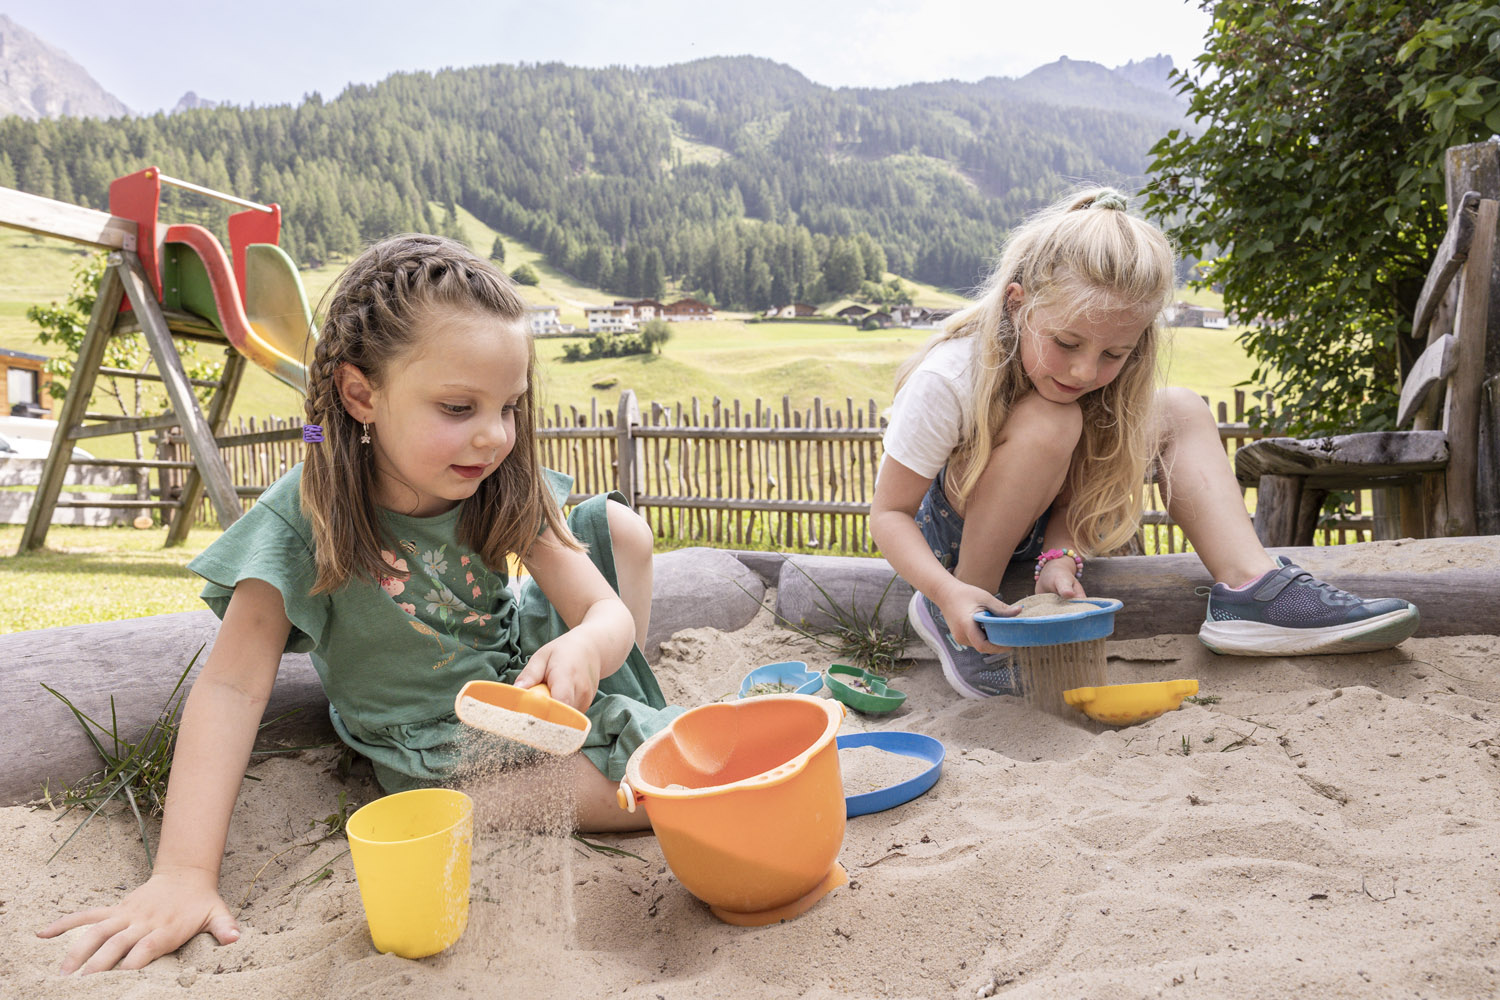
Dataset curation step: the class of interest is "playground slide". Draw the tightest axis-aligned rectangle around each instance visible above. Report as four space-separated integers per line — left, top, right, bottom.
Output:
243 243 317 390
160 224 313 393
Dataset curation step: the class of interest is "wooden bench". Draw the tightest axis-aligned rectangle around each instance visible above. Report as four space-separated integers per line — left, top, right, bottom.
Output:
1235 158 1499 546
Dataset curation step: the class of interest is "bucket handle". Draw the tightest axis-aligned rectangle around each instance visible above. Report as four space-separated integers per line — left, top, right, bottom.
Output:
617 779 638 813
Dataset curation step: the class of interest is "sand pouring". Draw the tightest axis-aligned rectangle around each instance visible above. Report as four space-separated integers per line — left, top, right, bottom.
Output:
454 680 591 754
975 596 1200 725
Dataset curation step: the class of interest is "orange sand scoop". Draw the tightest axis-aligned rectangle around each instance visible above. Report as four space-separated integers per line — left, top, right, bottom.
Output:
1063 679 1200 726
454 680 591 754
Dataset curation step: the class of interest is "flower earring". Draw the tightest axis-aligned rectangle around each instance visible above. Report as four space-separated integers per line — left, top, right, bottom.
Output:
361 424 371 445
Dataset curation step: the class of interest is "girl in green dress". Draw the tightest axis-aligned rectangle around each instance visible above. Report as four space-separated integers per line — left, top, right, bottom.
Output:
41 234 678 973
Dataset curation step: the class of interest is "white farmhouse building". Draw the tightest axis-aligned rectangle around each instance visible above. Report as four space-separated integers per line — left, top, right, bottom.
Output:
524 304 563 335
586 304 637 333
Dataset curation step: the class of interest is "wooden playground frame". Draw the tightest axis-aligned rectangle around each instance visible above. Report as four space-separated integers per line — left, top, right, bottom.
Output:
0 167 313 550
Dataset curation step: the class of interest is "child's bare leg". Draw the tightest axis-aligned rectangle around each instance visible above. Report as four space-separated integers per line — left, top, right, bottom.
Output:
606 502 654 649
571 754 651 832
1155 387 1277 585
953 393 1079 594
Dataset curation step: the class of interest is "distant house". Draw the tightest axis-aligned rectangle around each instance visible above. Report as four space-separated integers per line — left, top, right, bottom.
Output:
615 298 665 322
768 303 818 319
1166 301 1228 329
918 308 957 329
524 304 563 336
864 310 894 329
836 305 870 322
888 304 930 327
663 298 715 321
0 348 52 417
586 304 637 333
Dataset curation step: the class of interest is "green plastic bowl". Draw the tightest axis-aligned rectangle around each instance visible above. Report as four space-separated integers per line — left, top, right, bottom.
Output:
826 664 906 714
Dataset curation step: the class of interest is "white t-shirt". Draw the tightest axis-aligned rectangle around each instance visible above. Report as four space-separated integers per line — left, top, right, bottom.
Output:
882 337 980 479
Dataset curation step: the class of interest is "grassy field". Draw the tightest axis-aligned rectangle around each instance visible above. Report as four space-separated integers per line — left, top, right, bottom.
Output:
0 523 223 632
0 207 1268 634
1 209 1258 448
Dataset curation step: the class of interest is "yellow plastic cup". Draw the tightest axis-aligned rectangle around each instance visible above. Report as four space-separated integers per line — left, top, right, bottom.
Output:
346 788 473 958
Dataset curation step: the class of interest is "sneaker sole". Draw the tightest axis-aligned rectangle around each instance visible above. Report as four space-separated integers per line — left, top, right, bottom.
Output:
1198 604 1420 656
907 591 990 699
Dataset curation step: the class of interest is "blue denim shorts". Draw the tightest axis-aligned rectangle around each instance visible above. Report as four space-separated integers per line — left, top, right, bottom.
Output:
914 467 1049 575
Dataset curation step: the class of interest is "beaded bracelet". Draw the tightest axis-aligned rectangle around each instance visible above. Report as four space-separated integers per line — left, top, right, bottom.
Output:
1034 547 1084 580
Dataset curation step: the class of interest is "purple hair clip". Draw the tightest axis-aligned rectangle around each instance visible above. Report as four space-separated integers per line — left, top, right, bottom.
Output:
303 424 324 443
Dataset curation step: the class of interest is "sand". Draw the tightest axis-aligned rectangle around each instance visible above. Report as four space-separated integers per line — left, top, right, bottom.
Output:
4 598 1498 998
455 694 587 755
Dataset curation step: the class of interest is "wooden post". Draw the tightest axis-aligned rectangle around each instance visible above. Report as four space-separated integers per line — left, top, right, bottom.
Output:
167 347 246 543
1436 197 1496 536
117 253 242 535
615 389 641 508
1252 474 1324 548
1446 140 1500 534
17 260 126 552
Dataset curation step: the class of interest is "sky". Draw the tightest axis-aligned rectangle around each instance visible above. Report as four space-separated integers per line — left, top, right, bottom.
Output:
5 0 1212 114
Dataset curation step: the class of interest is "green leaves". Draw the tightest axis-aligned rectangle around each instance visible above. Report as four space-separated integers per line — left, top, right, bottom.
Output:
1144 0 1496 437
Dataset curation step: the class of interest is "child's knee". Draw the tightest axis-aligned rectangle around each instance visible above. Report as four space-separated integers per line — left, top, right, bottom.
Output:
606 501 653 561
998 394 1084 460
1157 386 1214 432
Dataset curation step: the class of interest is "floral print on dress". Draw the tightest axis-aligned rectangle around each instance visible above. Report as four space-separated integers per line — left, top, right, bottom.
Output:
421 545 449 577
381 532 507 668
423 585 466 620
378 551 410 596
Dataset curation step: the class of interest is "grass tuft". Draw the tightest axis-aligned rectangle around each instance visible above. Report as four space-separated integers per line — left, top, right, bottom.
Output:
40 648 202 867
743 561 911 673
571 833 647 862
39 646 323 868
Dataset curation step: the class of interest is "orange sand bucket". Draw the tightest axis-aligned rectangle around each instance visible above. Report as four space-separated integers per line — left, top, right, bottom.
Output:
617 694 847 926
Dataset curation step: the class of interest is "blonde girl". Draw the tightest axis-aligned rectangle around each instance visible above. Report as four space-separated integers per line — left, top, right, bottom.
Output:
40 234 678 971
871 189 1418 698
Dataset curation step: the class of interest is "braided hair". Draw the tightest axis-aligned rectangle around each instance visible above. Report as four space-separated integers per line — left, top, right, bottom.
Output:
300 233 577 594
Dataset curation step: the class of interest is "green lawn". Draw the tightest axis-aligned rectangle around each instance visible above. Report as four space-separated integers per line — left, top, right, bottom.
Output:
0 205 1268 635
1 207 1261 436
0 524 222 633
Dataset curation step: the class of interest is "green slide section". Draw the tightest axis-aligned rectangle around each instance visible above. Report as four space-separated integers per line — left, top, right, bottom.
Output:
242 243 314 393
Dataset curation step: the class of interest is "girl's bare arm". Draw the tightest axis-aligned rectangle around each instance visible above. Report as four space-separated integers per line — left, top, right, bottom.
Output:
516 528 636 711
38 578 291 974
1035 501 1087 599
870 458 1011 650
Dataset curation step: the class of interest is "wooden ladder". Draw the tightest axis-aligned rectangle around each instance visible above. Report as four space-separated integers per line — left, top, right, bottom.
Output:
18 250 247 550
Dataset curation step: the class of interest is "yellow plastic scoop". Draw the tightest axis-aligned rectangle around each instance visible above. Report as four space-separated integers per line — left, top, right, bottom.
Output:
1063 679 1200 726
454 680 591 754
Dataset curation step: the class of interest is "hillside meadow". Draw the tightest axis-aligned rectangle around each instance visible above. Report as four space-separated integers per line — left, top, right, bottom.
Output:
0 208 1259 463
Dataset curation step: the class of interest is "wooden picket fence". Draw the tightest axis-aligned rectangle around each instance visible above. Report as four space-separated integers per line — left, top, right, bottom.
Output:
161 389 1375 554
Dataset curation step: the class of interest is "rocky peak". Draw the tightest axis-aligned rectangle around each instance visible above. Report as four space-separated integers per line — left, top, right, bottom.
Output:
0 14 131 119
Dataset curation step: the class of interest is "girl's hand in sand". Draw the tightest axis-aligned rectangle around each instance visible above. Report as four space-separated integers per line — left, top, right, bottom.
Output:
514 629 604 713
935 578 1014 652
38 866 238 974
1035 559 1087 600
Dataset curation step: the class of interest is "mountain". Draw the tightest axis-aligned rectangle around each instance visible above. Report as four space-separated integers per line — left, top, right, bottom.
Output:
0 14 130 120
171 91 220 114
1111 54 1182 99
0 55 1180 303
1006 55 1187 125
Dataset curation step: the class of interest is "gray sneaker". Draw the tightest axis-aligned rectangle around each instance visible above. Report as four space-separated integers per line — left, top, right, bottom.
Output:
907 591 1019 698
1198 557 1419 656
